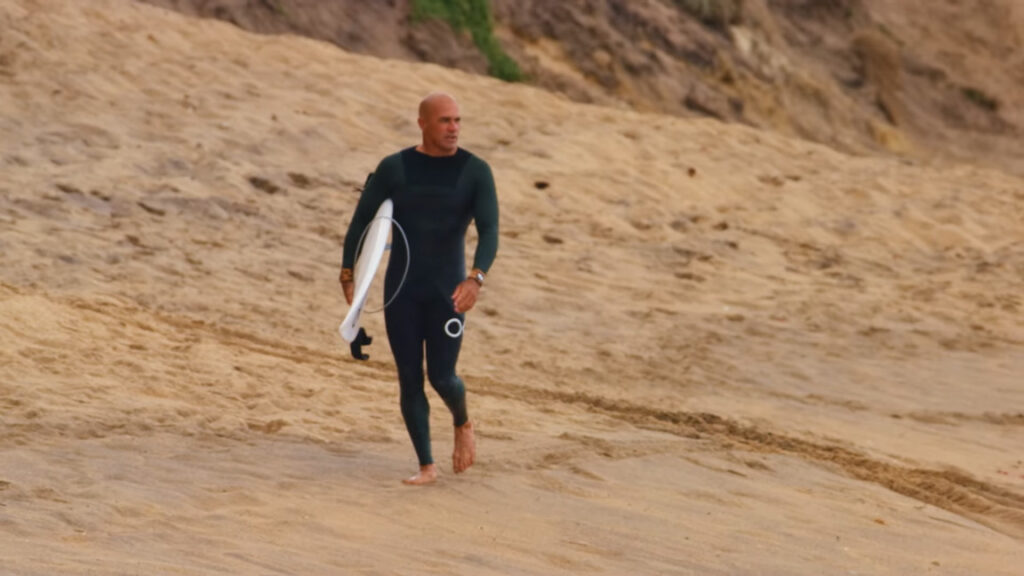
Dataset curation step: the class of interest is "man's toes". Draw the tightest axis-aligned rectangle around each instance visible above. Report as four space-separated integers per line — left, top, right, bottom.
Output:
452 450 472 474
454 452 469 473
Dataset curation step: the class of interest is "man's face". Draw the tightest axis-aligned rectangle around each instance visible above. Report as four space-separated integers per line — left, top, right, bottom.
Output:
419 97 460 155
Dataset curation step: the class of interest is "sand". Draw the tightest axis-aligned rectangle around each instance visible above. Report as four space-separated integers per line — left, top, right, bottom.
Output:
1 1 1022 574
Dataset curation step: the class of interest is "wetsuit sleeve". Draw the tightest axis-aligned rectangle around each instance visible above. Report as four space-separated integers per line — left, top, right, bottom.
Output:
342 156 397 269
470 158 499 273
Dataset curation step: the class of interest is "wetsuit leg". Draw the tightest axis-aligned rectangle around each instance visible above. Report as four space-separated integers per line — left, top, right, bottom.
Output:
385 294 433 466
425 296 468 428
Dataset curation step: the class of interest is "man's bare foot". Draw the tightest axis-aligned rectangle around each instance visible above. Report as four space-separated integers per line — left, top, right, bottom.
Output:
453 421 476 474
402 464 437 486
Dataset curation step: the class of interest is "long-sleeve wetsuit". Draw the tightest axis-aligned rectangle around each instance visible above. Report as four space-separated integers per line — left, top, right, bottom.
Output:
342 147 499 466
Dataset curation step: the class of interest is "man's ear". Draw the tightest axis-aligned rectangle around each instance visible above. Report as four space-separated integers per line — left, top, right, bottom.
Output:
417 117 425 130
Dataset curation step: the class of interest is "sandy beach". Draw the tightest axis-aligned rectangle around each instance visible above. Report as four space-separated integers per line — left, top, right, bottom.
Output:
1 1 1023 574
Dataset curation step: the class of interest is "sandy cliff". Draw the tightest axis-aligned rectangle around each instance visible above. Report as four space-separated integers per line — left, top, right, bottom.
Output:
138 0 1024 176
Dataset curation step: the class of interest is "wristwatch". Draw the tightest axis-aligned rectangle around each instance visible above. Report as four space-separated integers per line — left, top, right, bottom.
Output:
469 269 485 286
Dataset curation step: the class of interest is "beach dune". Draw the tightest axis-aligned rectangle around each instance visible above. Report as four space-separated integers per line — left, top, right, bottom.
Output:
1 1 1022 574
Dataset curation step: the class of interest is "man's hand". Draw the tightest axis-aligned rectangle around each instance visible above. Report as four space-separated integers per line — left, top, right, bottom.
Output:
339 268 354 305
451 279 481 314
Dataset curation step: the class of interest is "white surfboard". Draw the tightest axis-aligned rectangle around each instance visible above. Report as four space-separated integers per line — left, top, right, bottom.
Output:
339 199 393 344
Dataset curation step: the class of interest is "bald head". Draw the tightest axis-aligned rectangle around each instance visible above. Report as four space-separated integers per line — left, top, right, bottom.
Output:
417 92 461 157
419 92 458 120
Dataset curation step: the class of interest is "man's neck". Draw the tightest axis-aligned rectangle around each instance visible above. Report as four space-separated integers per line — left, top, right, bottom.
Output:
415 144 458 157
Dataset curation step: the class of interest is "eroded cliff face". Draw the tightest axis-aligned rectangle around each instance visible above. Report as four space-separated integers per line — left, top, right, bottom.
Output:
137 0 1022 173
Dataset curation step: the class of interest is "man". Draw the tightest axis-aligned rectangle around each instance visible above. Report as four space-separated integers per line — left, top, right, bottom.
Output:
340 92 499 485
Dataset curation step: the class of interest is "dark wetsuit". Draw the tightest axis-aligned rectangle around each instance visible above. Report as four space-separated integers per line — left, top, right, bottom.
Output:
343 147 499 466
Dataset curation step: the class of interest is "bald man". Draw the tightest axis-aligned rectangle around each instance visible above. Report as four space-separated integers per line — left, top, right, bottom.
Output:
340 93 499 485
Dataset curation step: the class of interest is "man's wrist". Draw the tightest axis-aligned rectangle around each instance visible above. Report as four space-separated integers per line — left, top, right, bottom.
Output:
341 268 354 282
468 268 485 286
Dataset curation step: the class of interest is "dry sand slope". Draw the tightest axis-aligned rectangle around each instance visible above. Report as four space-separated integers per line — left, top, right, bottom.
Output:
1 1 1023 574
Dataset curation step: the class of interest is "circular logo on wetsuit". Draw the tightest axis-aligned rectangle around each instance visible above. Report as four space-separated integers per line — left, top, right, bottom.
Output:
444 318 464 338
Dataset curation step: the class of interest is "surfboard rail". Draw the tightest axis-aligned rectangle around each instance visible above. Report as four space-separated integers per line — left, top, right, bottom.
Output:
339 199 393 351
